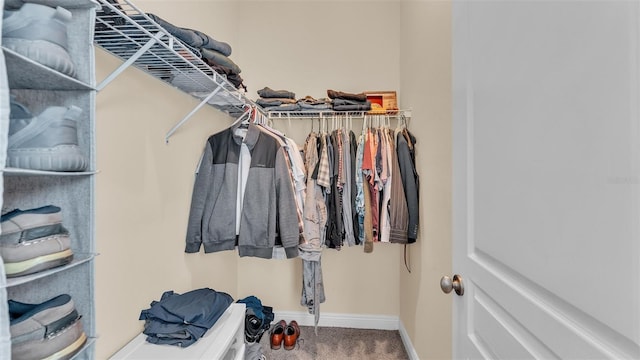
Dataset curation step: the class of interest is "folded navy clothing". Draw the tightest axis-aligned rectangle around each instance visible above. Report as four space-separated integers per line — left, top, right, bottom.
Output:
143 319 207 348
140 288 234 347
257 87 296 99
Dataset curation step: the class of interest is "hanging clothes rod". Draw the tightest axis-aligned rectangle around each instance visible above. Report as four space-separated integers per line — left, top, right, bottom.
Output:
267 109 412 120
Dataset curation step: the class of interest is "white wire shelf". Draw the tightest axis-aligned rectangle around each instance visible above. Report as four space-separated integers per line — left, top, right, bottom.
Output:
93 0 262 141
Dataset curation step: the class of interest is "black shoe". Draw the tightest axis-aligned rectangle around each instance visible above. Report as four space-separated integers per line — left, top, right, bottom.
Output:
245 311 263 343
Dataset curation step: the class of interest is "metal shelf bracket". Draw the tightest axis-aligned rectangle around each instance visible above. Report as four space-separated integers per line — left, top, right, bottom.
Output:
165 84 224 143
96 30 166 91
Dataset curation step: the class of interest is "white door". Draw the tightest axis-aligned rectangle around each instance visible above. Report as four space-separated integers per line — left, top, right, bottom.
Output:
451 1 640 358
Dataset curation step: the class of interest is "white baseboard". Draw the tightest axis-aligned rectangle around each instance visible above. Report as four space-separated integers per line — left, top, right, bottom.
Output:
273 311 399 330
272 311 419 358
399 320 420 360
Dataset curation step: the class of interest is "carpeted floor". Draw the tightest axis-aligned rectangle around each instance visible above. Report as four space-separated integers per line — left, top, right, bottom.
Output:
256 325 409 360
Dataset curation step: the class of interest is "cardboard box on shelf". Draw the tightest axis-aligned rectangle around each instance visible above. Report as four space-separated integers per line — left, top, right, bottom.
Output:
364 91 398 114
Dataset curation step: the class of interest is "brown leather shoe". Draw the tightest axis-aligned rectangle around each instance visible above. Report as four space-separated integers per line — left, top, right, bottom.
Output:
283 320 300 350
270 320 286 350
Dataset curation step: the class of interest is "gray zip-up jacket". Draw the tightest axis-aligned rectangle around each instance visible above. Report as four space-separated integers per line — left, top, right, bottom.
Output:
185 124 300 259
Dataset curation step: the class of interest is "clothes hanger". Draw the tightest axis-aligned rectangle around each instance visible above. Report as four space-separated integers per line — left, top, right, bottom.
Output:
229 105 252 130
362 115 369 134
400 113 408 129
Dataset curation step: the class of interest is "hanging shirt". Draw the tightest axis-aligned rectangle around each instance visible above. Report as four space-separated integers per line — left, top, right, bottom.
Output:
355 133 366 245
389 128 409 243
379 129 393 243
341 130 356 246
302 133 327 249
236 127 250 236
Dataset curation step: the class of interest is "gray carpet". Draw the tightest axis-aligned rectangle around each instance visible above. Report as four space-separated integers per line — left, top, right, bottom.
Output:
256 325 409 360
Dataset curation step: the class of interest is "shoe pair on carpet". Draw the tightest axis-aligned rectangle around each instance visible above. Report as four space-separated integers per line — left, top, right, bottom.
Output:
270 320 300 351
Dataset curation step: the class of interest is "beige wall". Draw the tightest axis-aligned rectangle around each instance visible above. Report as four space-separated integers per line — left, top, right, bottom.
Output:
95 50 240 358
95 1 415 358
399 1 452 359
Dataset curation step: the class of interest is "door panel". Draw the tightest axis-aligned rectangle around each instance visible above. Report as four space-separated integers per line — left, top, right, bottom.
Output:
453 1 640 358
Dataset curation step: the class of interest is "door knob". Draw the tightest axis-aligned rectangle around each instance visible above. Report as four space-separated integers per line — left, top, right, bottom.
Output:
440 274 464 296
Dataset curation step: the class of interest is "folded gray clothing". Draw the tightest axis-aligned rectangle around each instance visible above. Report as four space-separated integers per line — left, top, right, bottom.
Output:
256 98 279 107
327 89 367 102
256 98 297 107
333 102 371 111
265 103 301 112
200 48 241 75
257 87 295 99
147 13 232 56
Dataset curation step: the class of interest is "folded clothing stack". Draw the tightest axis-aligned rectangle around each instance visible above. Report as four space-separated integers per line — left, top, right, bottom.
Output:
255 88 373 112
327 89 371 111
298 96 332 111
145 13 246 91
139 288 234 348
256 87 301 112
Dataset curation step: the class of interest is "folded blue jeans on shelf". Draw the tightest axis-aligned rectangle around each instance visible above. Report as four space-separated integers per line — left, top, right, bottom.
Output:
265 103 301 112
299 102 332 110
257 87 296 100
256 98 297 107
147 13 232 56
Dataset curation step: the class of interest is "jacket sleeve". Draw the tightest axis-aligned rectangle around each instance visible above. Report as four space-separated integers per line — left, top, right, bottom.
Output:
396 133 419 242
275 147 301 258
185 141 214 253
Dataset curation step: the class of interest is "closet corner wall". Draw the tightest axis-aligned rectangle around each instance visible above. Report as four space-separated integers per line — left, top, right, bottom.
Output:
0 0 99 358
